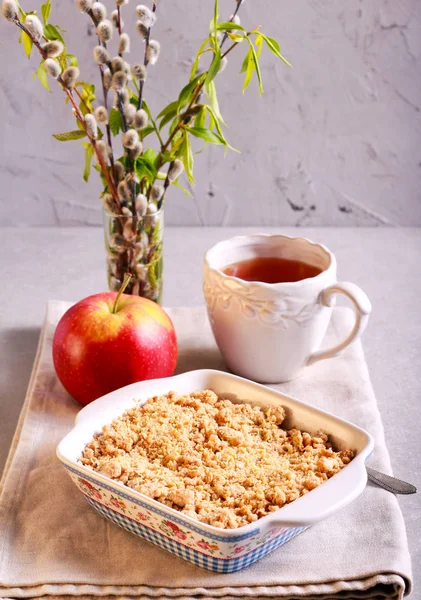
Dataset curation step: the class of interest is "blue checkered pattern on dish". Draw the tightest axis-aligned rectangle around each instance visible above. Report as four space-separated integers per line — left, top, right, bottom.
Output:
65 464 257 542
85 497 308 573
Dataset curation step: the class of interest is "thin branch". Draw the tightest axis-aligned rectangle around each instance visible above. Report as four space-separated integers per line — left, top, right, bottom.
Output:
12 17 120 206
137 0 158 110
99 67 116 183
158 160 173 210
73 86 91 113
86 10 118 187
160 81 203 156
117 5 122 36
220 0 243 49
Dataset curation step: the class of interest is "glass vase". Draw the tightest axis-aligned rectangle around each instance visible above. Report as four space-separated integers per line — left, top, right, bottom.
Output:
103 206 164 303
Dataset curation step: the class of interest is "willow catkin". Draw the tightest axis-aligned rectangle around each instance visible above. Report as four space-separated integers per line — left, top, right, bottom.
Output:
43 41 64 58
103 68 112 90
122 129 139 149
135 194 148 216
94 106 109 124
114 161 125 181
135 4 155 28
118 33 130 54
111 56 125 72
96 19 113 43
117 180 130 201
77 0 93 12
146 40 160 65
92 1 107 22
132 63 146 81
95 140 109 163
136 20 148 40
124 103 136 125
131 141 143 157
134 109 148 129
110 9 120 27
111 71 127 91
150 183 164 202
44 58 61 79
62 66 80 89
24 15 43 41
1 0 18 21
93 46 110 66
167 159 184 182
85 114 98 139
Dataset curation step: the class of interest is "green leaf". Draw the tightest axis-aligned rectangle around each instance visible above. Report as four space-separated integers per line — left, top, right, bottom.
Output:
248 38 263 95
36 62 51 92
255 33 263 58
82 141 94 182
205 79 225 125
109 107 124 135
177 74 204 114
44 23 65 44
20 29 33 58
190 37 211 80
217 22 245 32
171 179 193 197
205 46 221 85
41 0 51 24
67 53 78 66
158 101 179 130
181 135 194 183
205 105 224 141
260 34 292 67
140 124 155 139
227 32 245 43
210 0 219 37
134 157 156 182
53 130 87 141
240 47 251 74
144 147 158 165
157 101 178 120
206 106 239 153
242 49 255 92
188 127 225 145
194 107 207 129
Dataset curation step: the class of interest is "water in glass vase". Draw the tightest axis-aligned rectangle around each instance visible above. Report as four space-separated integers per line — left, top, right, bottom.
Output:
104 206 164 303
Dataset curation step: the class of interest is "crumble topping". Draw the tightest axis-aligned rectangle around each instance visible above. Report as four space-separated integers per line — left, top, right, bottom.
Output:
79 390 354 529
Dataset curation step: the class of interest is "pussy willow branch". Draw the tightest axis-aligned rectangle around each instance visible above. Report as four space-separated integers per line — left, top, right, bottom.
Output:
137 0 157 110
86 9 117 185
11 17 119 205
155 8 246 190
158 34 243 164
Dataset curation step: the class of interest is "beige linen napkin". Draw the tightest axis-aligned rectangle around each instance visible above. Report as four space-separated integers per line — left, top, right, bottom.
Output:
0 301 412 600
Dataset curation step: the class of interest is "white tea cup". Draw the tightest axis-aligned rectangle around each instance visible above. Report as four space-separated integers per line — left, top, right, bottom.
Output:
203 234 372 383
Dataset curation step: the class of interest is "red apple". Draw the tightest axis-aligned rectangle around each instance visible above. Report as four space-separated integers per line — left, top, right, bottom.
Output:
53 291 177 406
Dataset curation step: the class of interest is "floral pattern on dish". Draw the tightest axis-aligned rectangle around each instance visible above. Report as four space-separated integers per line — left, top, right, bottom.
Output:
70 469 305 563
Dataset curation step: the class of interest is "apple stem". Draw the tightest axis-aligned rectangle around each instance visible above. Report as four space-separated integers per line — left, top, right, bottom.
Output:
112 273 132 314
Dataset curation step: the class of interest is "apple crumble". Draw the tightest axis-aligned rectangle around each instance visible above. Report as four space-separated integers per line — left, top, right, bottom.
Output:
79 390 354 529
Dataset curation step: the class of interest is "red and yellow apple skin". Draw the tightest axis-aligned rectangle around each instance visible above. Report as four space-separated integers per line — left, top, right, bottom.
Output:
52 292 177 406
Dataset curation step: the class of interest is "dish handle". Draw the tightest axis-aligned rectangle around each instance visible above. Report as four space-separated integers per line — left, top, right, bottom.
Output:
264 457 369 530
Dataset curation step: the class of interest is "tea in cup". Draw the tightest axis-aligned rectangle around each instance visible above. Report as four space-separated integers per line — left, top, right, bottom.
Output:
203 234 371 383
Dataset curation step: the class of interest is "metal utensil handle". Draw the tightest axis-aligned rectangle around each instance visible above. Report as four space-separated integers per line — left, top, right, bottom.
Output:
366 466 417 495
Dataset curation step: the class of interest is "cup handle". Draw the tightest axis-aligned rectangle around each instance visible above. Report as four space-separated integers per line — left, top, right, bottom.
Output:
307 282 372 365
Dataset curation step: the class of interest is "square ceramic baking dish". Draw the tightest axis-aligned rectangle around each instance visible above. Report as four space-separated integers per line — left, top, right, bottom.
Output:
57 369 374 573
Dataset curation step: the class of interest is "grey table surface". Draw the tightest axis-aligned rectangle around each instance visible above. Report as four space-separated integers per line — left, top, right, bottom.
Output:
1 226 420 595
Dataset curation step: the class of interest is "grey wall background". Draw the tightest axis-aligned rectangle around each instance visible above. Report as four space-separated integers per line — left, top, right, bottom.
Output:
0 0 420 227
